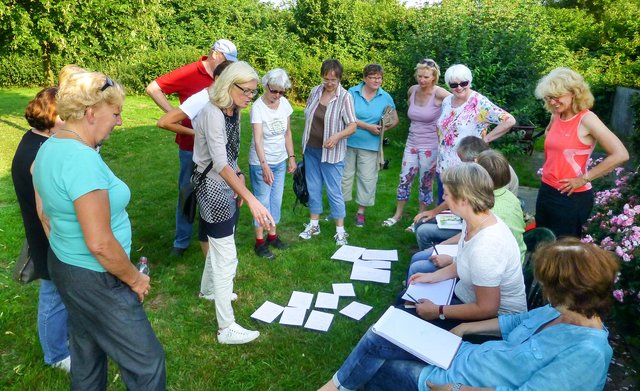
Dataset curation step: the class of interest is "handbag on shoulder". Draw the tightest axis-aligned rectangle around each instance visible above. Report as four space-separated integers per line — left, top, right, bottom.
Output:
377 105 394 170
12 240 36 284
179 162 213 224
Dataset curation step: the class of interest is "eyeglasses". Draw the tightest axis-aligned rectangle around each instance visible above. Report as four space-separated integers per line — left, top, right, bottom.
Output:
100 77 113 92
234 83 258 97
543 95 561 103
366 75 383 81
267 84 286 96
322 77 340 85
448 80 470 89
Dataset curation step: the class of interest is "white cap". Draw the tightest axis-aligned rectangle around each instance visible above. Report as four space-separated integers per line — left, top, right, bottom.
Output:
212 39 238 62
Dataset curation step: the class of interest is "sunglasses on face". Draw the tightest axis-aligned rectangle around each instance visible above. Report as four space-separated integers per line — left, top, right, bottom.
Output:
234 83 258 97
267 84 286 96
449 80 470 89
100 77 114 92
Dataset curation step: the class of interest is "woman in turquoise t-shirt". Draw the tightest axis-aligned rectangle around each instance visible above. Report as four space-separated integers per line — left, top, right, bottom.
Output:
33 71 166 390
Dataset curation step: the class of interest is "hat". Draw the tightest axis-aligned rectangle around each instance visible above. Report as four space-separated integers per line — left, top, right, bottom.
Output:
212 39 238 62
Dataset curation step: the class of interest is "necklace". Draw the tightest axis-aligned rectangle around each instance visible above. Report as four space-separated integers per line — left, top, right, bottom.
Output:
59 128 93 148
466 213 492 239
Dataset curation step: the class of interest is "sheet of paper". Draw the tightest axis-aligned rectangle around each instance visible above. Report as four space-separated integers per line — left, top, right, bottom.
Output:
331 245 366 262
304 310 334 332
361 249 398 261
434 244 459 257
287 291 314 309
402 279 456 305
436 214 463 230
332 283 356 297
339 301 373 320
279 307 307 326
353 259 392 269
315 292 340 309
350 264 391 284
250 301 284 323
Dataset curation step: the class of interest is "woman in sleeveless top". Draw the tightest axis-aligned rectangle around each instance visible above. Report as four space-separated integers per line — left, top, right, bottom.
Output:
383 59 450 230
534 67 628 238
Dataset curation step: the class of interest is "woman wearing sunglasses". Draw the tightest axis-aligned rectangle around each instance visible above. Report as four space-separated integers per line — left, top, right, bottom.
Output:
434 64 515 204
533 67 628 238
248 68 297 259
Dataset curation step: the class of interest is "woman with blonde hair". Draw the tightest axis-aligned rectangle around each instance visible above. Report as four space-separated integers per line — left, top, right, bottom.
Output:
534 67 628 238
33 72 166 389
192 61 273 344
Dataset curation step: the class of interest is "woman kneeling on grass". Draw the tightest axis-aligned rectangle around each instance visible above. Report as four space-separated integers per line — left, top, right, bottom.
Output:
319 238 618 391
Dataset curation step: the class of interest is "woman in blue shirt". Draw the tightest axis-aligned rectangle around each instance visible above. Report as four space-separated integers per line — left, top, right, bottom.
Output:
318 238 617 391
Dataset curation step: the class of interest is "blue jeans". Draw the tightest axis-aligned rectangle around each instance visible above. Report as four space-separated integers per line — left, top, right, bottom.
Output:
38 279 70 365
415 220 458 251
407 249 438 281
174 149 194 249
304 147 346 219
249 159 286 226
332 328 423 391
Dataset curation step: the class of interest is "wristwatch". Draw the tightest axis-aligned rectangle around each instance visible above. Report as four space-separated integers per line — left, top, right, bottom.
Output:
452 383 462 391
438 305 446 320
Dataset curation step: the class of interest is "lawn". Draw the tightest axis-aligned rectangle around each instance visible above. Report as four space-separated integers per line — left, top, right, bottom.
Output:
0 87 444 390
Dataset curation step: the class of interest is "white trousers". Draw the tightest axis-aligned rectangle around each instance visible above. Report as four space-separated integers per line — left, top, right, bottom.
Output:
203 233 238 328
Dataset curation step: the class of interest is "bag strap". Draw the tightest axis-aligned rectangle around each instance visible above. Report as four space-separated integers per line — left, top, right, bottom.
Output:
194 162 214 186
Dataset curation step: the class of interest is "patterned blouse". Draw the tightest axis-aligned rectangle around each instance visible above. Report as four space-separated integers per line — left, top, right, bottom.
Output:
436 91 511 173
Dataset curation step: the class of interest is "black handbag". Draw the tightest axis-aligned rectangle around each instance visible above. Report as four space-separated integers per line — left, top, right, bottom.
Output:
12 240 36 284
179 162 213 224
292 159 309 208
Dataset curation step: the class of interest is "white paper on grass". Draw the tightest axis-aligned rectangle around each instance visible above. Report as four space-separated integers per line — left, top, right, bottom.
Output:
332 283 356 297
339 301 373 320
250 301 284 323
287 291 314 309
353 259 392 270
315 292 340 309
304 310 334 332
331 245 366 262
361 249 398 261
350 265 391 284
279 307 307 326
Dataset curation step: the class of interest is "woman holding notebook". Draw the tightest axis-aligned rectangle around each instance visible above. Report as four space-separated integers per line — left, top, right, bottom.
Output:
318 238 616 391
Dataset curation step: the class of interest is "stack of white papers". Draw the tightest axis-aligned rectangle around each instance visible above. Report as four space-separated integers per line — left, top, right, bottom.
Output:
361 249 398 261
402 279 456 305
350 265 391 284
353 260 391 269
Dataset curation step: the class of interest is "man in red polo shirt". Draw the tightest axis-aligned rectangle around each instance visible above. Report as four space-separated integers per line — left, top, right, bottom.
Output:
146 39 238 256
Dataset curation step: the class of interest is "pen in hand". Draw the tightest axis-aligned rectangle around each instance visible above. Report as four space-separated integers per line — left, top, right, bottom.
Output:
431 242 439 255
405 292 421 304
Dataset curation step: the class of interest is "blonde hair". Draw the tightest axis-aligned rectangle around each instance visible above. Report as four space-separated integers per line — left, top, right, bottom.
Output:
56 72 125 121
415 58 440 83
535 67 594 113
441 163 495 213
58 64 88 87
208 61 259 109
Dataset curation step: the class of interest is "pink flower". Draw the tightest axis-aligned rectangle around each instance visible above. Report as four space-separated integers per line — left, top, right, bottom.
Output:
613 289 624 303
582 235 594 243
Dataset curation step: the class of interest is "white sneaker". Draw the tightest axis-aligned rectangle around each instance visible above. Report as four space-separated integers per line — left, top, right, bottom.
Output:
299 223 321 239
334 231 349 245
199 292 238 301
217 322 260 344
51 356 71 373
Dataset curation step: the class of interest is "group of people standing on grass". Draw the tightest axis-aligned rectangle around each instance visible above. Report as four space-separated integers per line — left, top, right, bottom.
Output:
10 35 629 390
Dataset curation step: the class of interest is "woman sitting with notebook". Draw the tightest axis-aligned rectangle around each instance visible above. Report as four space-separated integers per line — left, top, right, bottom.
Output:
318 238 617 391
405 163 526 330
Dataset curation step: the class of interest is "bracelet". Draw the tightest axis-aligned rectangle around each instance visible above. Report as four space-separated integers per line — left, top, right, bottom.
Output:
452 383 463 391
583 174 591 183
289 155 296 159
236 171 244 177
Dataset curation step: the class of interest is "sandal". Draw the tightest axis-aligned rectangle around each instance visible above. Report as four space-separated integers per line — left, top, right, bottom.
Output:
405 223 415 233
382 217 398 227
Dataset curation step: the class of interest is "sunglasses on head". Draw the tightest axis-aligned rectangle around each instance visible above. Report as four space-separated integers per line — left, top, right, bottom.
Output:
100 77 114 92
449 80 470 89
420 59 437 67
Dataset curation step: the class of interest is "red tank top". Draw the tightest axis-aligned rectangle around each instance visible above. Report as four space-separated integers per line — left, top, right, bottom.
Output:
541 110 595 192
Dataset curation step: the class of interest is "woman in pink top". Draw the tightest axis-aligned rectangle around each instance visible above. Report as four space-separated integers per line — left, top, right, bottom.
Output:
383 59 450 229
534 67 628 238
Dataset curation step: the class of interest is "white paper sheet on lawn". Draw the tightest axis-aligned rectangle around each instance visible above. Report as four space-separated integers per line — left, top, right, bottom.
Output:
279 307 307 326
353 259 392 269
287 291 314 309
304 310 334 332
250 301 284 323
350 264 391 284
361 249 398 261
332 283 356 297
331 245 366 262
315 292 340 309
339 301 373 320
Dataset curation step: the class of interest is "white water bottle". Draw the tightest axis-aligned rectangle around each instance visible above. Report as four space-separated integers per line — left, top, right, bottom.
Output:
137 256 150 275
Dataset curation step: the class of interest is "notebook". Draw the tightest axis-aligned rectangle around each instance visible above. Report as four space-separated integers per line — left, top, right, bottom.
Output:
402 279 456 305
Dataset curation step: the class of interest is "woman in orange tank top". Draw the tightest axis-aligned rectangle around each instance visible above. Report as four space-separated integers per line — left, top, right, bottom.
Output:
533 67 628 238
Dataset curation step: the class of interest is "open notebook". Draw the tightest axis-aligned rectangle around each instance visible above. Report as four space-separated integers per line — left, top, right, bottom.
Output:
372 306 462 370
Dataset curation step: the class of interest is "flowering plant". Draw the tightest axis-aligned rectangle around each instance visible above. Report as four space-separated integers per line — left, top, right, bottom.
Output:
582 164 640 344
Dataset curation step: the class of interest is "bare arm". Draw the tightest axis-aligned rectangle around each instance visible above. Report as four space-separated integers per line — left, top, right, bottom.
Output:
34 185 50 239
284 117 297 174
252 122 274 185
413 200 449 223
416 285 501 321
484 115 516 143
409 262 458 285
385 109 399 131
324 121 357 149
449 317 502 338
157 107 195 136
75 190 149 302
145 80 174 113
218 165 273 228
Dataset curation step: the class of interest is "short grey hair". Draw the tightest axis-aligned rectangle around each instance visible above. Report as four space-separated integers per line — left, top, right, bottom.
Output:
444 64 473 85
261 68 291 91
